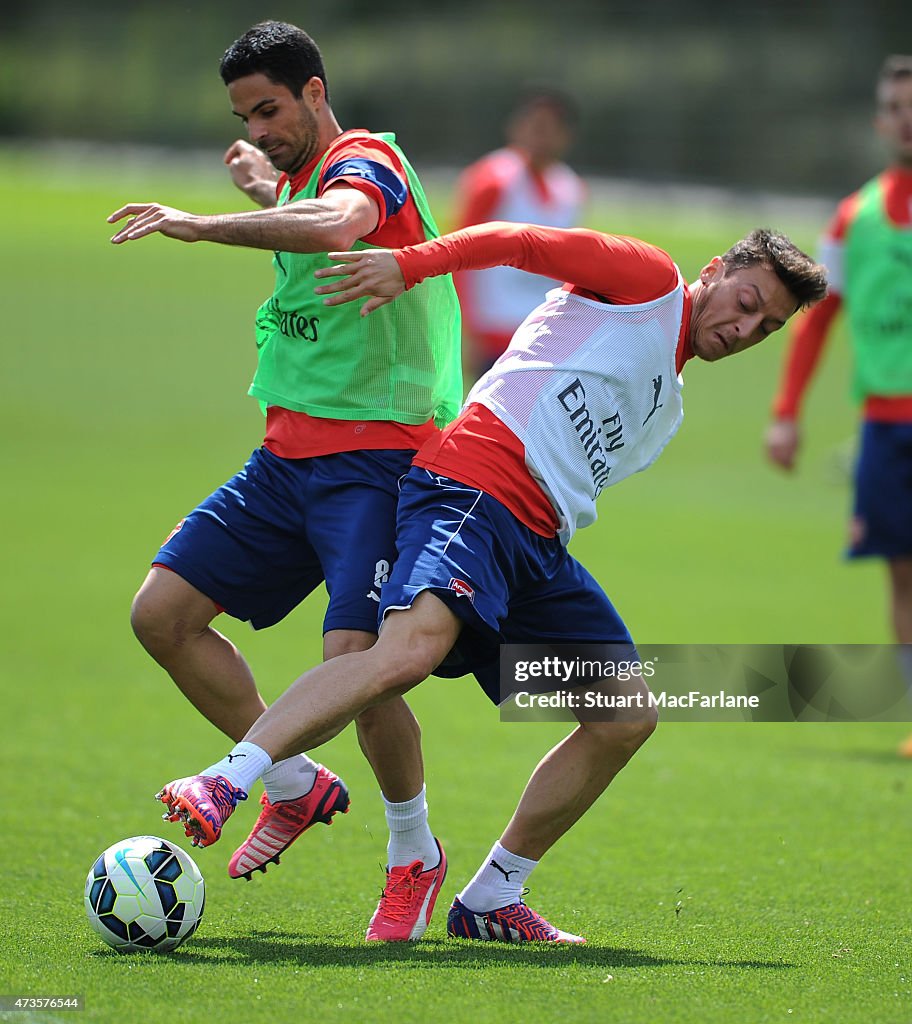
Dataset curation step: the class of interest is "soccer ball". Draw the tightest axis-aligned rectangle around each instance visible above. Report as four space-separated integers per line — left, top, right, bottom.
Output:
84 836 205 953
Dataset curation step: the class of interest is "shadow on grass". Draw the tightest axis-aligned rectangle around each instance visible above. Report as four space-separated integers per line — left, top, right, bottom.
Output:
91 930 795 971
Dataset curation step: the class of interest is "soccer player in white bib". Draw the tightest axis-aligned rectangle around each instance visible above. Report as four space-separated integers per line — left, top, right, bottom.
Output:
156 221 827 943
453 89 585 379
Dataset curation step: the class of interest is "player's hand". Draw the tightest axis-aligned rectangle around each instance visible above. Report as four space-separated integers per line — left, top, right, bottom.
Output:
107 203 203 244
224 140 279 205
314 251 405 316
765 418 801 471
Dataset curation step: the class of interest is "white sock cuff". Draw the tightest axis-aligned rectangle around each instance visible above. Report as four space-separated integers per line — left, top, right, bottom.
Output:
455 841 539 913
490 841 538 873
201 741 272 793
262 753 320 783
382 785 428 831
261 753 320 802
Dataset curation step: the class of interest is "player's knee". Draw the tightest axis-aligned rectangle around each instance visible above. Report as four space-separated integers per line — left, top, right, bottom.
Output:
584 709 657 754
370 640 439 698
636 706 659 746
636 705 659 746
130 587 197 659
130 588 165 650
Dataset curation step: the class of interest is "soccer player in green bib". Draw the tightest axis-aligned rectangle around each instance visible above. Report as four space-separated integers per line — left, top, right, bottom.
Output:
108 21 461 940
765 56 912 754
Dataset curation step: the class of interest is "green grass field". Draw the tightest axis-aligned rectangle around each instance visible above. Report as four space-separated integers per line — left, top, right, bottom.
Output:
0 150 909 1024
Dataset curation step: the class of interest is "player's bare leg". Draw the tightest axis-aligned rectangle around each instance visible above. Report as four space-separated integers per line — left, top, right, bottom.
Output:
134 567 348 871
328 627 443 939
887 558 912 757
131 566 266 740
158 594 458 849
449 689 656 943
324 629 426 803
887 558 912 646
500 715 657 861
284 599 458 939
356 698 424 800
157 593 459 935
241 593 462 761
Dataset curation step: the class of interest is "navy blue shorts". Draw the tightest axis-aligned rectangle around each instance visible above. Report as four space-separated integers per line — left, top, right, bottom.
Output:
379 468 633 703
849 421 912 560
154 447 414 632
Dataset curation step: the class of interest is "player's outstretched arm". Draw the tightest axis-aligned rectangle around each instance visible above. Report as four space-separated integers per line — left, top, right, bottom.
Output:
315 250 406 316
108 203 205 244
317 223 675 305
108 186 379 252
224 140 280 209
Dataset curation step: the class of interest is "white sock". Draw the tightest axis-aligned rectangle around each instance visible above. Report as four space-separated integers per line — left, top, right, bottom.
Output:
457 842 537 912
384 786 439 869
261 754 320 803
201 741 272 794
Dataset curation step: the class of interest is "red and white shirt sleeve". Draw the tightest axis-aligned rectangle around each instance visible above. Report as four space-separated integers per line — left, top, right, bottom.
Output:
396 221 679 307
398 222 690 536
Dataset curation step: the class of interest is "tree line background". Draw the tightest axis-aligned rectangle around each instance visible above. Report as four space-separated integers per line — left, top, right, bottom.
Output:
2 0 909 197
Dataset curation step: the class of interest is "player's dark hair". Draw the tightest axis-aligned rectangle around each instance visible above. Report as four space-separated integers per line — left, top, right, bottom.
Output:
513 85 578 127
721 229 828 310
878 54 912 88
220 21 329 102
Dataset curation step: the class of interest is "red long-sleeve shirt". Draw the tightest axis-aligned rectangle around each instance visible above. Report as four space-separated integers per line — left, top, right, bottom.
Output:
394 223 693 535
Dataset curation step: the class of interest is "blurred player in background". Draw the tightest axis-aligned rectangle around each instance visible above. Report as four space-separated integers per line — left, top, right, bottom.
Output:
453 88 585 380
765 56 912 754
108 21 462 936
156 220 826 943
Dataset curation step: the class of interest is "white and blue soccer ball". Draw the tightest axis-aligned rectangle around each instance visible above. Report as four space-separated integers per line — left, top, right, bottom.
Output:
84 836 205 953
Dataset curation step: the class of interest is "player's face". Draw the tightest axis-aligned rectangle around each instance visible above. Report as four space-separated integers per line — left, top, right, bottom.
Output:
876 75 912 168
228 73 321 175
510 106 572 167
689 261 798 362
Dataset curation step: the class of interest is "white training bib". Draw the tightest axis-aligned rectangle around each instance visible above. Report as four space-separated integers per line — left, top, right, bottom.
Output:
467 279 686 543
